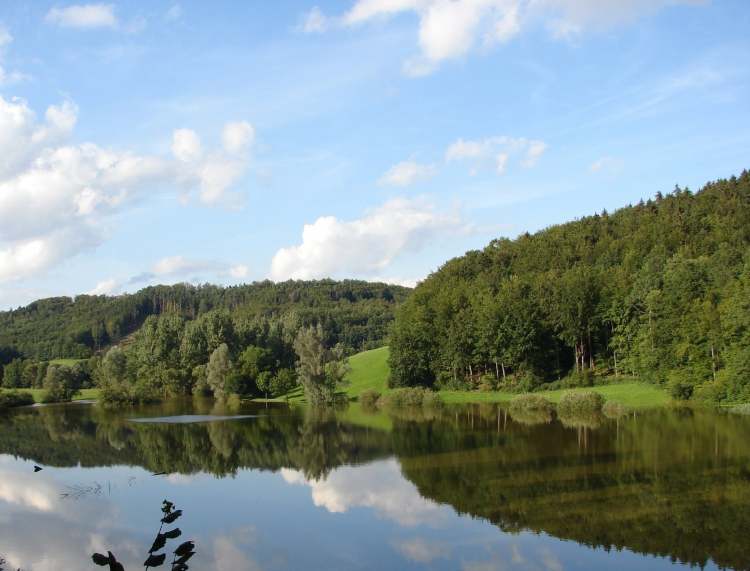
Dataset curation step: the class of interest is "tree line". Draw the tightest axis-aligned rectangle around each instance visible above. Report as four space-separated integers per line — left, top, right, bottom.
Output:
0 279 408 361
389 171 750 403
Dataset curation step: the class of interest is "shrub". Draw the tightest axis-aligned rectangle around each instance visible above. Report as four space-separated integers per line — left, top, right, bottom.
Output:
422 391 443 408
0 390 35 409
559 410 604 429
729 403 750 415
557 391 604 416
377 387 441 408
510 408 553 426
509 394 553 413
359 389 381 408
668 376 695 401
602 400 631 419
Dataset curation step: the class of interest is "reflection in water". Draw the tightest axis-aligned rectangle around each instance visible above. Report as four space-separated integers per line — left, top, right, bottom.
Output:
0 401 749 570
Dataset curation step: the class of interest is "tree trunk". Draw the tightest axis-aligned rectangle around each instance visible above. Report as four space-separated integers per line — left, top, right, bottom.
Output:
494 359 500 380
710 344 716 381
613 350 618 377
501 362 506 382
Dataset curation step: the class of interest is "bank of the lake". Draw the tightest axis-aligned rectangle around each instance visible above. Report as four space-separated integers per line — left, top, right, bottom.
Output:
259 345 672 408
0 387 100 404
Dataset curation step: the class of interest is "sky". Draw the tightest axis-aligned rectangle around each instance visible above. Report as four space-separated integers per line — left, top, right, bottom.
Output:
0 0 748 309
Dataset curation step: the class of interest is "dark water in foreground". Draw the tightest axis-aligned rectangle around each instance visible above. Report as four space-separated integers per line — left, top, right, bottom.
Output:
0 400 749 571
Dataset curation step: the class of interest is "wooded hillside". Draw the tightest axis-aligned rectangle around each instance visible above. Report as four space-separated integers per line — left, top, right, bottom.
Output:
389 171 750 403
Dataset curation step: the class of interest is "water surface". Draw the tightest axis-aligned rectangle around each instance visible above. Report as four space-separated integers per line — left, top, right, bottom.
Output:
0 400 748 570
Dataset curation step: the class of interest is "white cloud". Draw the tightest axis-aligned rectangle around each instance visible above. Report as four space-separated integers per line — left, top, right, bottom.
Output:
445 136 547 173
270 197 468 281
281 459 451 526
222 121 255 155
45 3 118 29
394 538 451 563
328 0 702 75
86 278 118 296
379 160 436 187
589 155 623 174
0 26 28 86
172 128 202 162
302 6 329 33
165 4 183 22
172 125 250 204
0 95 253 283
229 264 249 279
0 27 11 48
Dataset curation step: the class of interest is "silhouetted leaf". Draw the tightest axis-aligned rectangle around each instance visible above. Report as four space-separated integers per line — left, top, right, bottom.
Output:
173 541 194 557
161 509 182 524
108 551 124 571
174 551 195 565
91 552 110 566
143 552 166 567
164 528 182 539
149 533 167 553
171 565 189 571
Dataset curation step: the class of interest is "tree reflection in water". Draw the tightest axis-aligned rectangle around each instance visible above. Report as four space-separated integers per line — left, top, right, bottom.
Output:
0 401 749 570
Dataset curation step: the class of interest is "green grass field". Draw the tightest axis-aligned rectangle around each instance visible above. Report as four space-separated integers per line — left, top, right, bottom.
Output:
343 346 669 408
344 346 390 397
0 388 100 403
49 358 87 366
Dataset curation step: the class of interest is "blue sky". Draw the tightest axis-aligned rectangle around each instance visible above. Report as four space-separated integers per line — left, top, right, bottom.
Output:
0 0 748 308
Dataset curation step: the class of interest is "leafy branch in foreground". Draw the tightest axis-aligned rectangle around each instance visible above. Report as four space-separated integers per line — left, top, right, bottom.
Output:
92 499 195 570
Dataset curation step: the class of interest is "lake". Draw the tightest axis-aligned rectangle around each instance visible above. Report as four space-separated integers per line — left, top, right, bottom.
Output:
1 400 749 571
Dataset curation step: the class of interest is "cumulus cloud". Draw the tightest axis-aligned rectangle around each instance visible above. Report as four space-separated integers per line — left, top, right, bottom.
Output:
222 121 255 155
589 155 623 174
172 126 252 204
270 197 468 281
165 4 183 22
301 6 329 33
379 160 436 187
446 136 547 174
312 0 702 75
393 538 451 563
0 95 253 283
0 26 28 85
281 459 451 526
124 256 250 287
86 278 118 296
45 3 118 29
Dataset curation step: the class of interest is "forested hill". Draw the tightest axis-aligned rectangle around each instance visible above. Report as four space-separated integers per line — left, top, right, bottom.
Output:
389 171 750 403
0 280 410 360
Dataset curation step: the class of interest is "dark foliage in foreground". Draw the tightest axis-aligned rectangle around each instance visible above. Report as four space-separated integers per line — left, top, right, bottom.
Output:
92 500 195 571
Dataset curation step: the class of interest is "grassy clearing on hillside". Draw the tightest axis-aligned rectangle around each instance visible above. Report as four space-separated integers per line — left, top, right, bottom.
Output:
344 346 390 397
0 388 100 404
49 358 86 366
255 345 670 408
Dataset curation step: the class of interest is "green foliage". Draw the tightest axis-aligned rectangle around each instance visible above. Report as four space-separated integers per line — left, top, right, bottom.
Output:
509 394 553 413
0 280 409 361
557 391 605 416
41 364 82 403
377 387 441 408
293 325 349 405
0 390 34 409
602 400 632 419
729 403 750 415
389 171 750 404
206 344 233 400
359 389 381 408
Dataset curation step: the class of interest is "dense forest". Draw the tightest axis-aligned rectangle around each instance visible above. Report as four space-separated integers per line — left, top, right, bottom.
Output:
0 280 409 360
0 280 409 401
389 171 750 403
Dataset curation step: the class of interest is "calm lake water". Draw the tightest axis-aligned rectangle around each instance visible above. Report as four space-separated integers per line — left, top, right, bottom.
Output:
1 400 749 571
